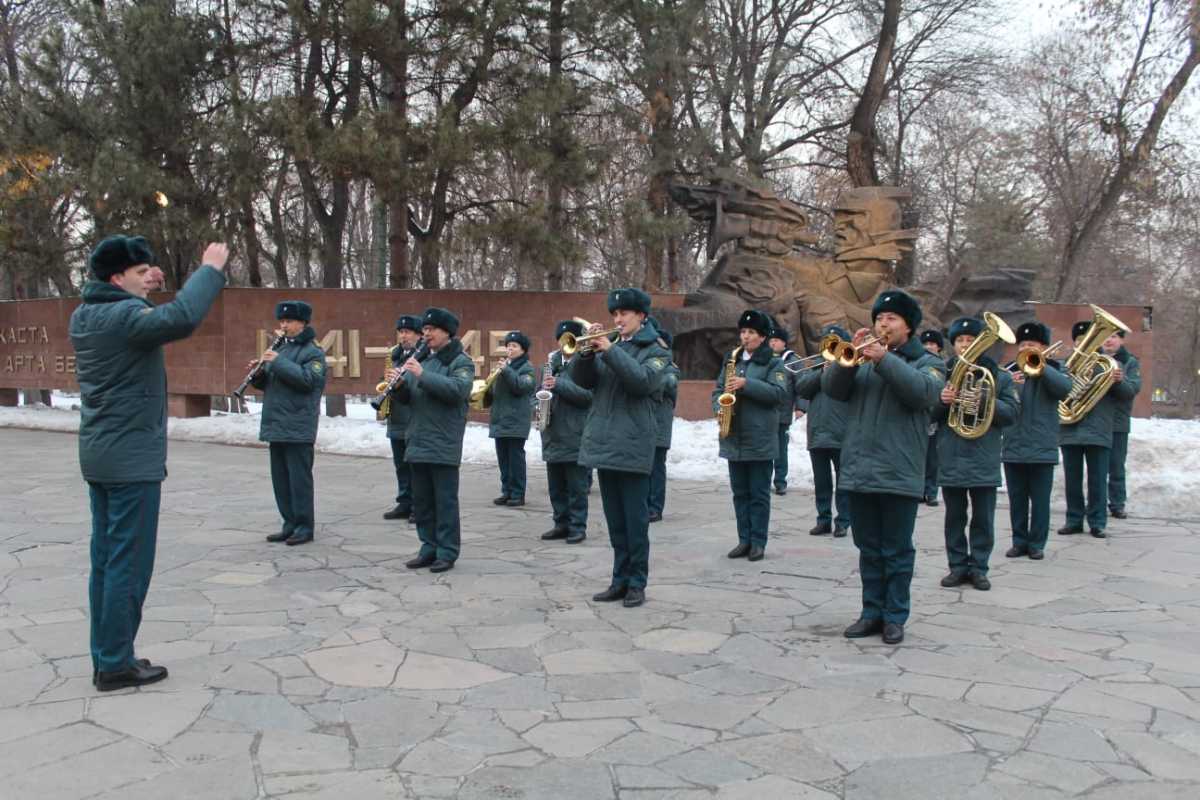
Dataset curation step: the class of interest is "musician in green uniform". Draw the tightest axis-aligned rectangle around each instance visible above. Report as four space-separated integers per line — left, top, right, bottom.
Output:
647 320 678 522
256 300 327 547
71 236 228 690
766 325 798 496
823 290 945 645
1103 329 1142 519
382 315 424 521
1003 322 1072 560
794 323 852 538
396 308 476 572
919 329 946 506
488 331 536 507
540 320 593 544
570 288 670 608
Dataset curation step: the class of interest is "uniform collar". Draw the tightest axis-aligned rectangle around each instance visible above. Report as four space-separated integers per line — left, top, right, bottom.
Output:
509 354 529 370
285 326 316 346
1114 345 1131 364
894 336 925 361
434 338 464 365
80 280 152 308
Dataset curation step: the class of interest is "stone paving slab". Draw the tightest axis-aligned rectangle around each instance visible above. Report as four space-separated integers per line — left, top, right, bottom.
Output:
2 427 1200 798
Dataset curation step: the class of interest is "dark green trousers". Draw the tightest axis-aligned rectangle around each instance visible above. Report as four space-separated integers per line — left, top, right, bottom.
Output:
924 434 939 501
1061 444 1110 531
942 486 997 576
1108 431 1129 513
389 437 412 511
495 437 528 500
810 448 850 529
547 461 589 536
411 462 461 562
728 460 773 547
597 469 651 589
773 426 790 490
88 482 161 673
270 443 315 539
1004 462 1054 552
848 492 919 625
648 446 668 516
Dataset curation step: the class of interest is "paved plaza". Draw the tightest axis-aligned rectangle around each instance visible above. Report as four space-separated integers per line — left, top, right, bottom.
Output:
2 427 1199 799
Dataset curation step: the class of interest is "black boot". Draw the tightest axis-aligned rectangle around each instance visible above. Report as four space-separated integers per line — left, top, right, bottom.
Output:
1005 545 1027 558
940 571 968 587
882 623 905 644
266 530 291 543
405 554 436 569
592 585 628 602
727 542 751 559
809 523 832 536
383 505 410 520
566 531 587 544
833 526 849 538
843 618 883 638
1058 524 1083 535
541 527 568 540
96 662 168 692
493 495 510 506
747 545 765 562
623 587 645 608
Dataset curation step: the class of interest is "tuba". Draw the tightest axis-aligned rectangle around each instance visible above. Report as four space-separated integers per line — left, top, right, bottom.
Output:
1059 304 1130 425
716 347 742 439
946 311 1016 440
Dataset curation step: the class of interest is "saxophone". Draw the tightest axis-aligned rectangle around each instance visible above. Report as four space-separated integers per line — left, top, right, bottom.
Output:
533 351 556 432
946 311 1016 439
716 347 742 440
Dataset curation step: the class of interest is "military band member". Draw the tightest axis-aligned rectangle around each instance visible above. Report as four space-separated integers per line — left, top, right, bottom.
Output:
824 290 945 645
540 320 593 544
256 300 327 547
648 322 678 523
1003 322 1072 560
934 317 1019 591
766 326 797 496
1104 329 1141 519
1058 320 1130 539
795 323 852 538
72 236 227 691
488 331 536 507
382 315 424 522
715 311 789 561
571 288 670 608
397 308 476 572
919 329 946 506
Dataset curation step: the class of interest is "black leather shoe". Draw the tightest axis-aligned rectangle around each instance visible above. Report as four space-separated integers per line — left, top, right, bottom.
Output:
93 659 152 686
383 505 411 520
429 559 455 573
96 662 168 692
1005 546 1027 558
1028 549 1044 560
833 527 848 538
1110 509 1128 519
623 587 645 608
727 542 751 559
648 512 663 522
843 618 883 638
541 527 568 540
1058 524 1083 535
493 495 510 506
405 554 436 569
940 571 968 588
285 533 313 546
809 523 832 536
882 623 905 644
970 573 992 591
774 486 786 496
747 546 765 562
506 498 526 507
592 585 628 602
566 531 587 544
266 531 291 543
925 498 939 507
1090 528 1107 539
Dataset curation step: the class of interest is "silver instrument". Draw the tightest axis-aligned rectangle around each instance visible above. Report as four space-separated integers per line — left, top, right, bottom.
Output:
533 350 557 432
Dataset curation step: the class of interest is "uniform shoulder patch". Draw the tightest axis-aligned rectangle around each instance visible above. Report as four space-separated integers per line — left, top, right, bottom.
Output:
926 365 943 379
454 367 474 380
647 356 667 371
774 370 787 383
311 361 324 374
140 307 153 315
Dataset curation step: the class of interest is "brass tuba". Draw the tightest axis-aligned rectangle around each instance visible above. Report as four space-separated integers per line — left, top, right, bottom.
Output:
947 311 1016 440
716 347 742 439
1059 304 1130 425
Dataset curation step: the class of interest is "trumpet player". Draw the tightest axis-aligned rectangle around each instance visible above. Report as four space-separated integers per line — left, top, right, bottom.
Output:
1103 329 1142 520
569 288 670 608
766 325 797 496
540 320 593 544
714 310 789 562
487 332 536 507
647 320 678 523
254 301 327 548
934 318 1019 592
823 290 945 645
919 329 947 507
794 323 852 538
382 315 424 522
1002 322 1071 560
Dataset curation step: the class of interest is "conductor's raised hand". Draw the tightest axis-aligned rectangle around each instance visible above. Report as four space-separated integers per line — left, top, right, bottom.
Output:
202 243 229 272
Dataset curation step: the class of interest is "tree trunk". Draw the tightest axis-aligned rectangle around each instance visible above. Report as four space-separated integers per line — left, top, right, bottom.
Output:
545 0 567 291
846 0 901 187
383 0 411 289
240 192 264 287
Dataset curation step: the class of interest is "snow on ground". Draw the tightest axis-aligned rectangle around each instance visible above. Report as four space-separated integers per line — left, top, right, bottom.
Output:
9 390 1200 520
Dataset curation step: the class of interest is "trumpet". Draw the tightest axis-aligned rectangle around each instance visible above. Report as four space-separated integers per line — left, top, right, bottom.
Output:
232 331 285 399
818 333 887 368
1013 340 1063 378
370 341 429 411
560 319 620 356
781 332 857 373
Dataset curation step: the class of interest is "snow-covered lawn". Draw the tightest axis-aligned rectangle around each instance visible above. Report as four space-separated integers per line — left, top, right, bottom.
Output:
5 391 1197 520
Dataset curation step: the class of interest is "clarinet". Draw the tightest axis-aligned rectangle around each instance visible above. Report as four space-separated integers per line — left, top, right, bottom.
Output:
232 332 286 399
369 341 430 411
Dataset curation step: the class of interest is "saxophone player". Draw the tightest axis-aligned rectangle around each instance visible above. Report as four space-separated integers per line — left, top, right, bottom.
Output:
1104 329 1142 520
934 318 1020 591
540 321 593 544
487 332 536 507
713 310 789 562
382 315 424 522
822 290 945 645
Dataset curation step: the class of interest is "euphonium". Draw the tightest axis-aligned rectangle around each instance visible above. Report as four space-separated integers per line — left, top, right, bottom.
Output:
946 311 1016 440
716 346 742 439
1059 304 1130 425
1015 340 1063 378
533 350 556 432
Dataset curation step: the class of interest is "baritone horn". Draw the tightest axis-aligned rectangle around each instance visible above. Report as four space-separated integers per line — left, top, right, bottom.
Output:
946 311 1016 439
1059 304 1130 425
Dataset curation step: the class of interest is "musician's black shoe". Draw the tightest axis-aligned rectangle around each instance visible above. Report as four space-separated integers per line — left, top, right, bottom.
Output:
506 497 526 507
592 584 628 602
940 570 968 588
1028 549 1045 560
96 662 168 692
809 523 832 536
566 531 587 544
1058 524 1083 535
970 573 991 591
383 505 411 520
285 533 313 546
1005 545 1028 558
843 618 883 638
774 486 787 496
833 526 849 538
1110 509 1128 519
405 554 436 569
492 495 510 506
93 659 151 687
429 559 455 573
882 623 905 645
727 542 751 559
623 587 645 608
1090 528 1107 539
925 497 939 507
541 527 568 540
747 546 765 562
648 512 663 522
266 531 291 543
